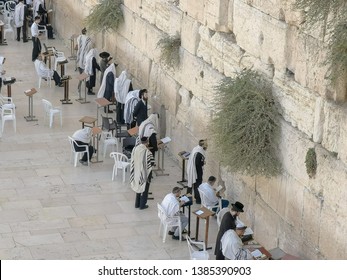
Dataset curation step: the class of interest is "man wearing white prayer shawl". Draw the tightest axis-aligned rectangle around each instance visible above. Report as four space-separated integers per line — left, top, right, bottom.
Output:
114 70 132 123
123 89 140 126
130 137 154 210
84 48 100 95
97 63 117 113
186 139 207 204
135 113 159 158
221 221 253 260
14 0 26 42
76 28 92 93
161 187 189 240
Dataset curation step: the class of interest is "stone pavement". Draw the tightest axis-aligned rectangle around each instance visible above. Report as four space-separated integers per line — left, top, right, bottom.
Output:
0 30 220 259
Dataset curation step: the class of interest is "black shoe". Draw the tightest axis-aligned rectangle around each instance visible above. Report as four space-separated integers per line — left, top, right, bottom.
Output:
23 40 28 43
48 37 55 40
58 83 64 87
16 39 20 42
79 159 88 166
139 205 149 210
172 235 186 241
87 91 95 95
182 229 188 234
168 231 174 235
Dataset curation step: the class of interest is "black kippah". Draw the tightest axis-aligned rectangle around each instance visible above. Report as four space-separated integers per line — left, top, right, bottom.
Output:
141 137 148 142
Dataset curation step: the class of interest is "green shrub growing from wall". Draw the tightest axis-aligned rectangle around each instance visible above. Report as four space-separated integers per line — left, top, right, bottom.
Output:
294 0 347 85
305 148 317 178
212 70 282 177
84 0 123 33
157 33 181 69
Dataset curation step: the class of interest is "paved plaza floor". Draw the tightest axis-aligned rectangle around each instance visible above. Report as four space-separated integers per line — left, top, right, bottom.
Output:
0 30 220 259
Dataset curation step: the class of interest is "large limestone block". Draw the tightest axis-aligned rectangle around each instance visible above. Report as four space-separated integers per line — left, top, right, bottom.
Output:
338 111 347 165
321 102 340 154
204 0 230 32
312 97 325 143
181 15 201 55
179 0 204 23
117 5 135 42
123 0 142 15
233 0 288 70
273 76 316 137
200 65 225 105
153 0 171 33
132 49 152 89
197 25 213 64
302 189 321 247
141 0 156 25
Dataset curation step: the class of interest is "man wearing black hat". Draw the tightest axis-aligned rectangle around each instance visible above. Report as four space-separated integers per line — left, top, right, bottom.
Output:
99 52 113 85
214 201 244 260
130 137 154 210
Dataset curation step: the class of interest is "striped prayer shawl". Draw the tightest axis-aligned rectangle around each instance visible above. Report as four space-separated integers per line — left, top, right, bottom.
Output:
130 144 154 193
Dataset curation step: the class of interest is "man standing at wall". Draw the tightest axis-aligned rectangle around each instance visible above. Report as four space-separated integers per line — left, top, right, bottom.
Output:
76 28 92 94
31 16 41 61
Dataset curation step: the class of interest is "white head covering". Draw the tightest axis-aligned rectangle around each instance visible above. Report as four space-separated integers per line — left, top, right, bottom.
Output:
114 70 131 104
97 63 117 98
123 90 140 124
14 1 25 28
135 113 159 146
33 0 44 17
72 127 92 144
186 144 206 188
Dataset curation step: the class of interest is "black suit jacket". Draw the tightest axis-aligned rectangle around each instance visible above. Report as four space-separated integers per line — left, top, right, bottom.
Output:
214 212 237 259
133 100 148 126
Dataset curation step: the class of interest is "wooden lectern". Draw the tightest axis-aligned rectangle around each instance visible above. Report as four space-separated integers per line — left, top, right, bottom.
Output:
60 76 72 104
91 127 102 163
24 88 38 122
153 137 171 176
95 97 112 126
193 207 215 250
69 34 78 60
3 77 16 98
76 72 90 104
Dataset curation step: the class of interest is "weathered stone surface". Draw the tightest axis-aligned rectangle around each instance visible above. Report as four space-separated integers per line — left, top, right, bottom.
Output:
181 15 201 55
123 0 142 15
204 0 230 32
179 0 205 23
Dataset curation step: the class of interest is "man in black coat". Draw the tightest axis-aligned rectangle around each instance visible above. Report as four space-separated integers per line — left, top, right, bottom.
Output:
215 201 245 260
133 89 148 126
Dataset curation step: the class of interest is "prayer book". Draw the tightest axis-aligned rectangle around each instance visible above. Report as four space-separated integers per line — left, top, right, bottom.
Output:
182 152 190 158
251 249 262 258
180 196 190 203
160 136 171 144
195 210 204 215
215 185 223 192
0 56 5 64
244 227 254 235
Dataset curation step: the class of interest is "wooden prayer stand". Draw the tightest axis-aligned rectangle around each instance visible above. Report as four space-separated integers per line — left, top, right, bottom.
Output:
3 77 16 98
42 52 53 69
76 72 90 104
153 137 171 176
95 97 112 126
177 151 190 187
0 20 7 45
60 76 72 104
181 195 193 236
69 34 78 60
91 126 103 163
193 207 215 250
79 116 97 128
127 126 139 136
58 59 68 77
24 88 38 122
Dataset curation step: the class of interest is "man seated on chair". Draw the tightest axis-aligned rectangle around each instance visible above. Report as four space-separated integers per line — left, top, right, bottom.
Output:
34 53 63 86
72 127 95 166
161 187 189 241
198 176 229 212
220 220 253 260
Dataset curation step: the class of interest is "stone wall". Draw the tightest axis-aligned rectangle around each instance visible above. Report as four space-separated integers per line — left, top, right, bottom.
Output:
52 0 347 259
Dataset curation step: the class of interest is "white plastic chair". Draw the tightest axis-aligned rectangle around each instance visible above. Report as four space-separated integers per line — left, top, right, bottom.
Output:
157 203 182 242
0 2 5 15
198 188 222 213
217 208 230 228
52 47 67 71
186 235 209 260
0 94 15 110
41 99 62 128
1 107 16 133
68 136 89 167
102 131 119 158
34 61 52 88
38 25 47 41
110 152 130 182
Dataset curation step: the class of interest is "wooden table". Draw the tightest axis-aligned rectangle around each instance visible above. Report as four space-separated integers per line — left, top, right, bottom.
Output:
76 72 89 104
60 75 72 104
24 88 38 122
127 126 139 136
193 206 215 250
79 116 97 128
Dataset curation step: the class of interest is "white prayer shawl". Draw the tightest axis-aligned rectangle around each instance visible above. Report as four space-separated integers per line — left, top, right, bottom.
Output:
14 2 25 28
97 63 116 98
84 48 97 80
72 127 92 144
123 90 140 124
130 144 153 193
34 59 53 78
198 182 218 207
33 0 43 17
161 193 180 217
114 70 131 104
186 145 206 188
135 113 159 146
76 34 92 69
221 230 253 260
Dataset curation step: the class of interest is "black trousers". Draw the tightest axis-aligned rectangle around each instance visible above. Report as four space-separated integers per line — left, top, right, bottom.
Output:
32 37 41 61
193 178 202 204
74 140 94 162
52 71 61 85
135 172 152 209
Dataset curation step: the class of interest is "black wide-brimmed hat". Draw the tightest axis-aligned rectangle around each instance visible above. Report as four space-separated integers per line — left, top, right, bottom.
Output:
99 52 110 58
231 201 244 212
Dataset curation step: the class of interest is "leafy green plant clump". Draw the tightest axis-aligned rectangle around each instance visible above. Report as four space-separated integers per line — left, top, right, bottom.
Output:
157 33 181 69
212 70 281 177
84 0 123 34
305 148 317 178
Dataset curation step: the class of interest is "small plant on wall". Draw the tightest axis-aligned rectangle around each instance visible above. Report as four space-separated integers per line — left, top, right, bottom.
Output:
211 69 282 178
305 148 317 178
293 0 347 86
84 0 123 33
157 33 181 69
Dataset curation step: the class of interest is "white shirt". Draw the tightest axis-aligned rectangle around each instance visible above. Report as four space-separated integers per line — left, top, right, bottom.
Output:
31 22 39 37
14 2 25 28
34 59 53 78
198 182 218 207
161 193 179 217
221 230 253 260
72 127 92 144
